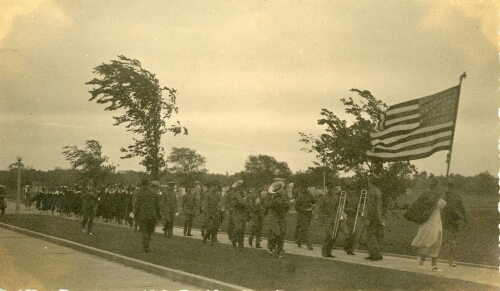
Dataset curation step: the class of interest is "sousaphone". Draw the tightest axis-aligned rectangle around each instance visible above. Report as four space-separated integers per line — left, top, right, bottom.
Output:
268 180 285 194
232 180 244 188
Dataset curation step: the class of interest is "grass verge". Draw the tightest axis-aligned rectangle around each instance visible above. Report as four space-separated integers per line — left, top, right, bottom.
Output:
0 214 496 291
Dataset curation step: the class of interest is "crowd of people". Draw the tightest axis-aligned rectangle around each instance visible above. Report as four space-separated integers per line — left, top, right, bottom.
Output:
18 174 467 270
23 183 136 227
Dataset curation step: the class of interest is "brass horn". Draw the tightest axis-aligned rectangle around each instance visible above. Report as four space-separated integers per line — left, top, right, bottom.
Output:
268 180 285 194
332 190 347 240
354 189 368 250
353 189 367 234
231 180 243 188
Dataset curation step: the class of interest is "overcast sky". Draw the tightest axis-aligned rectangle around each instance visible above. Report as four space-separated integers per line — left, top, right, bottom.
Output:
0 0 497 177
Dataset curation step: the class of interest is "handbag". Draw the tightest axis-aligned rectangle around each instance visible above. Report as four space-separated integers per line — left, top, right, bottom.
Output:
404 192 437 224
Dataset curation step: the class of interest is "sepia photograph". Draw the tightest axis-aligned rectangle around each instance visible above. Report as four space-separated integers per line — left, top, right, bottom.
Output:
0 1 498 290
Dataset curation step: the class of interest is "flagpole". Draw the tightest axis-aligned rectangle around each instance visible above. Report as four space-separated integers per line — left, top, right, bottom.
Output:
445 72 466 178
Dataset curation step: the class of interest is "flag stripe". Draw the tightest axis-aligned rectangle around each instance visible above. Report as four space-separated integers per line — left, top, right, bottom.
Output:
386 104 419 116
370 122 419 139
384 113 420 127
366 140 451 161
372 121 454 146
373 131 452 151
385 108 420 122
388 98 419 110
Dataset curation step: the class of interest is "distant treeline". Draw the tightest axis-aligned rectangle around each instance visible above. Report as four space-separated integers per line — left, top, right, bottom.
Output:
0 168 496 198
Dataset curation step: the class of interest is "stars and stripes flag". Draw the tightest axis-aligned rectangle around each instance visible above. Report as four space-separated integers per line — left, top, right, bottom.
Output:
366 85 460 161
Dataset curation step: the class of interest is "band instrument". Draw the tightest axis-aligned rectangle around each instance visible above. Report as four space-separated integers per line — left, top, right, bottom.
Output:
332 190 347 240
268 180 285 195
355 189 368 249
353 189 367 234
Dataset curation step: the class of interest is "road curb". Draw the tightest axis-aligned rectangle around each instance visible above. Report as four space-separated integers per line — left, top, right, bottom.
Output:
0 222 253 291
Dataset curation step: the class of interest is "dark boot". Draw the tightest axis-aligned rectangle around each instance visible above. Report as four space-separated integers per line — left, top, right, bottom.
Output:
256 237 262 248
249 236 253 247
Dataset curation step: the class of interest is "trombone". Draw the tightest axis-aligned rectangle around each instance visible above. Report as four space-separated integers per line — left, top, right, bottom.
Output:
354 189 368 249
332 190 347 240
353 189 367 233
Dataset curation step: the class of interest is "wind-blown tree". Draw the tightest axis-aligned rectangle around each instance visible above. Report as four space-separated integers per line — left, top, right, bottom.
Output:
300 89 417 206
86 55 187 180
167 147 207 183
62 140 116 185
242 155 292 187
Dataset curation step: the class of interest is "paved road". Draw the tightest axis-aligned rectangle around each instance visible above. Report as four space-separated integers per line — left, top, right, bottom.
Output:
0 202 203 291
0 227 201 291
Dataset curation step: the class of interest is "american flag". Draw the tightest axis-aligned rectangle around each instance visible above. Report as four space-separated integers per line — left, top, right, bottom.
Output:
366 86 460 161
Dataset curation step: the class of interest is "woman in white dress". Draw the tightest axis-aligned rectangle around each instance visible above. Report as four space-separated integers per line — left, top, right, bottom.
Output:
411 179 447 272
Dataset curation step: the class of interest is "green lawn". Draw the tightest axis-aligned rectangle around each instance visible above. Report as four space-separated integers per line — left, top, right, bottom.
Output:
1 214 495 291
175 207 498 266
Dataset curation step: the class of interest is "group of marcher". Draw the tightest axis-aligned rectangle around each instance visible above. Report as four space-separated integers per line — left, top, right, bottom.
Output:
132 175 385 259
23 183 141 226
18 173 467 269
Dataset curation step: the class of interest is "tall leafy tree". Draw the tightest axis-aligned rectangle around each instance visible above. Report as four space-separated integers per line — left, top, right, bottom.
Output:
62 140 116 185
86 55 187 179
243 155 292 187
300 89 417 205
167 147 207 182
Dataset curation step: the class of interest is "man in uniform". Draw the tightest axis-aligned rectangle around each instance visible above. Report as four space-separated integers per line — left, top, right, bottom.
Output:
0 185 6 215
248 185 265 248
225 184 235 245
81 179 98 235
364 173 384 261
201 181 222 246
194 181 202 213
317 184 340 258
134 177 161 253
294 180 316 250
160 181 177 238
336 189 357 255
24 185 31 210
228 180 247 251
182 185 196 236
266 178 290 258
442 181 467 267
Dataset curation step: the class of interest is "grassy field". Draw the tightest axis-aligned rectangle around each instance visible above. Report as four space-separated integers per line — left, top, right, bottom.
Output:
1 214 496 291
174 206 498 266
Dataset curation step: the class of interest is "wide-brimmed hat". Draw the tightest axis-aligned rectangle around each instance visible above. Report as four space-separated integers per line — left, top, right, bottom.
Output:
151 181 160 187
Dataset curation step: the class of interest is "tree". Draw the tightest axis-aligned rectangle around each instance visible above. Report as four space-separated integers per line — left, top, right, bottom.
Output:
292 166 339 188
62 140 116 185
300 89 418 206
242 155 292 187
86 55 187 180
8 161 24 171
167 147 207 183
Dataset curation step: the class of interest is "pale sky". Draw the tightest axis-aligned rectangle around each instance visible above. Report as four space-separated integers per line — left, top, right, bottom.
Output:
0 0 498 177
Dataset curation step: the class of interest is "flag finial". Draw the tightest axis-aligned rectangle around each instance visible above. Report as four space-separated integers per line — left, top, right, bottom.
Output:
460 72 467 84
